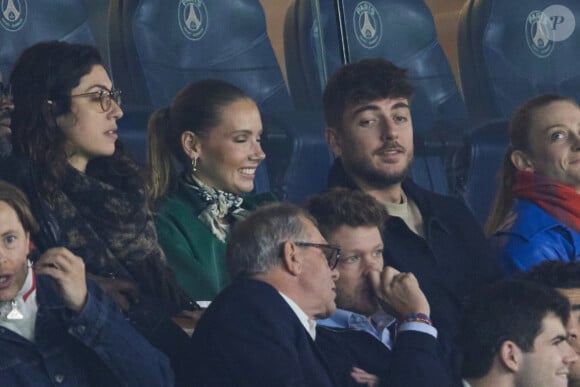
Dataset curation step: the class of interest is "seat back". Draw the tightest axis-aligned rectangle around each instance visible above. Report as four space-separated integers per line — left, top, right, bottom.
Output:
458 0 580 125
109 0 291 113
452 120 509 225
284 0 468 141
0 0 110 78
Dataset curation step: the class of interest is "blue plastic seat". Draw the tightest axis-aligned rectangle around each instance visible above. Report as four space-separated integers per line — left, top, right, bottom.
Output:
452 120 509 226
458 0 580 125
0 1 109 81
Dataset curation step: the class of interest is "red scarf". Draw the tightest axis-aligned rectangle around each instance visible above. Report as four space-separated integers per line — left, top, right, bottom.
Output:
512 170 580 233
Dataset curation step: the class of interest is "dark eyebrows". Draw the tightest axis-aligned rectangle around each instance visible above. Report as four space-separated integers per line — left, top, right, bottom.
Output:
83 84 112 93
552 334 569 344
351 101 410 117
392 101 410 110
352 104 380 116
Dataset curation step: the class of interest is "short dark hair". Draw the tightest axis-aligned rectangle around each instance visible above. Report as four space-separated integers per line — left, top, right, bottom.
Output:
303 188 387 239
460 280 570 379
226 202 317 280
322 58 415 130
518 260 580 290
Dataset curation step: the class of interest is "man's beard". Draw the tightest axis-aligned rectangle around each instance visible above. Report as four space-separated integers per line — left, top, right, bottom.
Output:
344 152 412 189
335 283 381 316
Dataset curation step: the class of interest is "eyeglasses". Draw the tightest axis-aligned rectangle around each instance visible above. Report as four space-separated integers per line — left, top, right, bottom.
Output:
70 88 122 112
294 241 341 270
0 82 12 99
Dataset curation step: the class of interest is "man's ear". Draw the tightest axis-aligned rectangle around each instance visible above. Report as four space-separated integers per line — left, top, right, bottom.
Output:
498 340 522 373
511 150 535 172
325 127 343 157
181 131 202 159
281 240 302 276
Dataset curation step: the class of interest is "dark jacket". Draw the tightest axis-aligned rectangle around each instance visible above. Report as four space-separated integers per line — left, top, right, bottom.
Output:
1 155 193 386
189 278 452 387
0 275 174 387
494 199 580 277
154 179 275 301
329 158 502 378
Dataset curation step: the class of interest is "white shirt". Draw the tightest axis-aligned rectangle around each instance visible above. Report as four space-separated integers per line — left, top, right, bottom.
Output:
279 292 317 340
0 268 37 341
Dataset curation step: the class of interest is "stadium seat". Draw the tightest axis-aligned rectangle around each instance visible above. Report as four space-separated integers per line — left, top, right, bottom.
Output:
0 0 109 78
458 0 580 125
452 119 509 226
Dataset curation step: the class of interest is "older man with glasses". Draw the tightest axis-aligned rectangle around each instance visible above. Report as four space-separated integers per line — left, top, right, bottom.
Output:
0 70 14 157
189 202 452 387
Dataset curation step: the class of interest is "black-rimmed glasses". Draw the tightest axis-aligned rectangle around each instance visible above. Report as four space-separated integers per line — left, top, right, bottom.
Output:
0 82 12 100
295 242 341 270
70 88 122 112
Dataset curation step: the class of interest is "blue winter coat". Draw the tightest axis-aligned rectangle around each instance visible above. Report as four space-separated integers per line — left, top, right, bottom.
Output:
494 199 580 277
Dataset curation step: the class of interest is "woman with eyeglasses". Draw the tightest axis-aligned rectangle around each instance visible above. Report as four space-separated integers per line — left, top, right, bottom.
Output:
4 40 193 384
147 79 274 303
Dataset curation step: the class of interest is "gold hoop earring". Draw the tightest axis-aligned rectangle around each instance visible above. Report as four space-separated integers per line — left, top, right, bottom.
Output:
192 157 198 172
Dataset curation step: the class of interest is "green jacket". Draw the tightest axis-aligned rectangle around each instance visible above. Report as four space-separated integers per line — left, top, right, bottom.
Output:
154 180 274 301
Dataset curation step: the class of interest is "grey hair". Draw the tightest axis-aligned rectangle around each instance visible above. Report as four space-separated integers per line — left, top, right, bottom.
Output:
227 202 316 279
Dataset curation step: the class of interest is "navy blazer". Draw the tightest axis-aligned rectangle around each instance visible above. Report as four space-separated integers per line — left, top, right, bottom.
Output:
190 278 334 386
189 279 453 386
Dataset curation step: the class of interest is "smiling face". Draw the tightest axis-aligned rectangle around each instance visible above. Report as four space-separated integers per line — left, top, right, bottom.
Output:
62 64 123 172
516 313 578 387
513 100 580 192
327 225 383 316
194 98 265 193
0 200 30 302
327 97 413 191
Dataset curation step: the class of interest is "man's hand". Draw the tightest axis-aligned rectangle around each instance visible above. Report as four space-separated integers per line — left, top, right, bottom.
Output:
351 367 379 387
86 273 139 312
33 247 88 312
368 266 430 318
